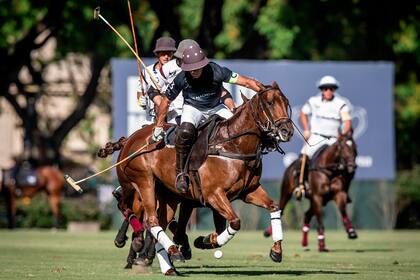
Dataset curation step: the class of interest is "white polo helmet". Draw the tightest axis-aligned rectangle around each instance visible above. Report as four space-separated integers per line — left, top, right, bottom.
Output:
317 75 340 89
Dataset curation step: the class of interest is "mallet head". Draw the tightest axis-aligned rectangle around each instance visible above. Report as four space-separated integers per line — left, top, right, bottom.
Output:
64 174 84 194
93 6 100 20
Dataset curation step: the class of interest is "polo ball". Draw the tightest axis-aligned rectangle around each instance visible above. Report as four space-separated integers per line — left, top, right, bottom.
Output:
214 250 223 259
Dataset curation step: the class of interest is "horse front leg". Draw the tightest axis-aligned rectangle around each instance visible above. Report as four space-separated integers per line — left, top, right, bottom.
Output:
242 185 283 263
312 195 328 252
302 204 314 249
129 173 184 265
172 202 194 260
194 190 241 250
334 191 358 239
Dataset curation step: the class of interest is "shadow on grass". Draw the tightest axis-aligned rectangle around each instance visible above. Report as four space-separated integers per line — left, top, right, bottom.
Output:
180 269 357 276
330 248 399 253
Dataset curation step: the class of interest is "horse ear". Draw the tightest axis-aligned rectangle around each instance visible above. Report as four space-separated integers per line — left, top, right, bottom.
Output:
241 92 249 103
272 81 279 89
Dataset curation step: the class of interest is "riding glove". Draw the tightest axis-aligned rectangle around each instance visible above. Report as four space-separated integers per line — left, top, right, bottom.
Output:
138 95 148 109
152 126 165 142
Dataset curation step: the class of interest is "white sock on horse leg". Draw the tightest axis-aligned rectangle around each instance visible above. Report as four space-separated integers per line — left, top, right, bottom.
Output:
271 210 283 242
155 242 174 274
150 226 175 251
216 225 237 246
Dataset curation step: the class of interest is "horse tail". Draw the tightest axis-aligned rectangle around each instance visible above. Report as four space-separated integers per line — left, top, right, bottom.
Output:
97 137 127 158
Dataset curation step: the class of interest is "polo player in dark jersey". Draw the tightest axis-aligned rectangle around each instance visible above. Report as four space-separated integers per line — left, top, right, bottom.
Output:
153 44 265 193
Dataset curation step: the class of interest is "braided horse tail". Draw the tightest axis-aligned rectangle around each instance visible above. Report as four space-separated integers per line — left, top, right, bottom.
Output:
97 137 127 158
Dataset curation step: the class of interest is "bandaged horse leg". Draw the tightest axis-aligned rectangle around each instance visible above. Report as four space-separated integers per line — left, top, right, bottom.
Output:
194 192 240 249
243 185 283 262
129 176 184 262
148 215 184 262
313 195 328 252
155 242 178 276
302 205 315 248
334 191 358 239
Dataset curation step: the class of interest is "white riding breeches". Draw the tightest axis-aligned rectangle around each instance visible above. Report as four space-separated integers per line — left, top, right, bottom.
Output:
301 133 337 159
180 104 233 127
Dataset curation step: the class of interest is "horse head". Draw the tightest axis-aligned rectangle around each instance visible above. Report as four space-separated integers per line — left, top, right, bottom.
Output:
336 131 358 174
250 82 294 142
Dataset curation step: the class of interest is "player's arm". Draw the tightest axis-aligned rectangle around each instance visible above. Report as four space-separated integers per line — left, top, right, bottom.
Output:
221 89 235 112
232 73 265 92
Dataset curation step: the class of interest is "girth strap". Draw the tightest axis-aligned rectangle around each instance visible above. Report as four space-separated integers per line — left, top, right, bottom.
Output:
209 151 259 161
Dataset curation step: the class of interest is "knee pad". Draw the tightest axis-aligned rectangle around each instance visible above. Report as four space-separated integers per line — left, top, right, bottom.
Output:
176 122 196 148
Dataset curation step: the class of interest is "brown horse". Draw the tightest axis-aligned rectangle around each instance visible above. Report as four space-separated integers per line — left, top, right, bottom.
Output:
1 165 65 229
276 131 358 251
112 83 293 269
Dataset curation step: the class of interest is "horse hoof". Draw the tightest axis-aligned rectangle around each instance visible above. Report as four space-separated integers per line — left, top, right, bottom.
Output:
263 229 272 238
165 268 180 276
114 239 126 248
348 230 358 239
124 263 133 269
194 236 205 249
194 234 219 249
180 246 192 260
269 249 282 263
168 245 185 262
319 248 329 252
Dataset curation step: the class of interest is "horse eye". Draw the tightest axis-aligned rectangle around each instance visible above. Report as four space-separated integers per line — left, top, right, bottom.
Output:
267 101 274 105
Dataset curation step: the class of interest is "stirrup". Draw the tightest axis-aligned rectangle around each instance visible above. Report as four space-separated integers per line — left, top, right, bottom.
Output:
175 172 190 192
293 184 306 201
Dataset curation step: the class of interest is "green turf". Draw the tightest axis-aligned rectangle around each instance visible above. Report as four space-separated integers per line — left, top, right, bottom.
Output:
0 230 419 279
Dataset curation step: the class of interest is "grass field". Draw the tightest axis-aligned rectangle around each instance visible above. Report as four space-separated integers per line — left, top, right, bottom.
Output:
0 230 419 280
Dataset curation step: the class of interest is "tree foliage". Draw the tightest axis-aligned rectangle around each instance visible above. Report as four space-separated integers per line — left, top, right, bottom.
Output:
0 0 419 170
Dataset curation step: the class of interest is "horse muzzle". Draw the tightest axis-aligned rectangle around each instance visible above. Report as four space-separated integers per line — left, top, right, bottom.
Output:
275 119 294 142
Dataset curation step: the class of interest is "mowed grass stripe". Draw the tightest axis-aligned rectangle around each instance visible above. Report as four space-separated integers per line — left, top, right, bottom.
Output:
0 230 419 280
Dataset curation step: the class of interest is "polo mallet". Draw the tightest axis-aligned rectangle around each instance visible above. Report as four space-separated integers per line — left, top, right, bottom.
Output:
64 141 150 194
93 7 161 92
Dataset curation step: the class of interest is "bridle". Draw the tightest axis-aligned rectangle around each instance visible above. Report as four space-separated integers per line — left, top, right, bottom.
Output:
250 87 292 141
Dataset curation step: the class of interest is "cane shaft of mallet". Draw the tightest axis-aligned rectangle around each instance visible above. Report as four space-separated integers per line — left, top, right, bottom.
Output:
127 0 142 80
97 14 161 92
65 142 150 189
64 175 84 194
298 144 307 186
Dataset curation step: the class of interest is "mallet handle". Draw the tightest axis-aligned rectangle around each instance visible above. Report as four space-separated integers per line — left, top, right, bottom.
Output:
98 14 161 92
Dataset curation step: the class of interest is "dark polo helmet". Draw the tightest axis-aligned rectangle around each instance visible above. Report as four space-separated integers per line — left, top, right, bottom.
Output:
153 37 176 55
181 45 209 71
174 39 199 59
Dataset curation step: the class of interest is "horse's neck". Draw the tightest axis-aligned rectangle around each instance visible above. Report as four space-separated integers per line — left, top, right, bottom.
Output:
215 103 261 154
317 144 339 166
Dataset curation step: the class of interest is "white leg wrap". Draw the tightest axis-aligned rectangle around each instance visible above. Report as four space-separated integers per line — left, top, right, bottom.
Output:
216 225 237 246
271 210 283 242
150 226 175 251
317 234 325 240
155 242 173 274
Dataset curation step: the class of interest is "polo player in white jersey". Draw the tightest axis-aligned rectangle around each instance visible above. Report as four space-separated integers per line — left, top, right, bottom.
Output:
138 36 177 125
298 75 352 191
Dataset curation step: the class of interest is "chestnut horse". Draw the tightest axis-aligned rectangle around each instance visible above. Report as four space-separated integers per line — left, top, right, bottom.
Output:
1 165 65 229
114 83 293 269
274 131 358 251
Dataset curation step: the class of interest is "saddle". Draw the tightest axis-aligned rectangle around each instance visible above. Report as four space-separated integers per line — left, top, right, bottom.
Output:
164 115 224 201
